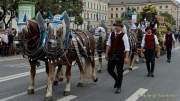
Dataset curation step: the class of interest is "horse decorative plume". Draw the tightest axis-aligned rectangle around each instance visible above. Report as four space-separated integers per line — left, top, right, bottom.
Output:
20 11 97 101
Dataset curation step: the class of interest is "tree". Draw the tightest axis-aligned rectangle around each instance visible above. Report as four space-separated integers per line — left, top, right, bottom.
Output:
59 0 84 26
74 15 83 29
159 12 176 26
36 0 84 26
140 4 158 28
140 4 157 22
35 0 60 15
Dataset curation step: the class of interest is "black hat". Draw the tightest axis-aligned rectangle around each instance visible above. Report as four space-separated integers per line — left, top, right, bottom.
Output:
145 26 153 31
113 20 123 27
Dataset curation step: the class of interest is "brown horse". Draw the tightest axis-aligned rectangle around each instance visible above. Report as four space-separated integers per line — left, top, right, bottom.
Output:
22 20 97 101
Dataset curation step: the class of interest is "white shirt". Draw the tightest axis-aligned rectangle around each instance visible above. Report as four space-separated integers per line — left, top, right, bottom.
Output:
0 33 9 44
141 34 159 48
106 32 130 52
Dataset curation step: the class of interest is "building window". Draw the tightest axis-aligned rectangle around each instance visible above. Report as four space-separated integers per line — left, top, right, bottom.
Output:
111 8 113 11
91 3 92 9
94 14 96 20
137 7 139 10
91 13 93 20
84 13 86 18
159 6 162 9
111 13 113 18
116 13 118 18
116 8 118 11
87 13 89 19
105 16 106 20
83 2 86 7
88 2 89 8
94 3 96 9
121 8 123 10
166 5 168 8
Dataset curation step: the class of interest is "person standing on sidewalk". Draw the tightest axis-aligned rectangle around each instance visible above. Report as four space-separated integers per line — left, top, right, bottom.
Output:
106 20 130 94
164 27 176 63
141 26 159 77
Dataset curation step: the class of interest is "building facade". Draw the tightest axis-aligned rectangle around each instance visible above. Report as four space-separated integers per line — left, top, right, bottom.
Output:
108 0 179 31
74 0 109 30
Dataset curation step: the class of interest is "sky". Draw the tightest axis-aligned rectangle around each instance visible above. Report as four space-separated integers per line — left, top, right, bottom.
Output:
177 0 180 3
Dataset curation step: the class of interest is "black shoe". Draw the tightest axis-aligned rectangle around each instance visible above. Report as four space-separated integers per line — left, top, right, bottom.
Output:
115 88 121 94
150 73 154 77
114 82 117 88
147 73 151 77
167 59 171 63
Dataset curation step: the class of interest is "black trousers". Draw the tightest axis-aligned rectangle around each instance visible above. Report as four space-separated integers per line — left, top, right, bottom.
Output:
166 45 172 60
108 54 124 88
144 49 155 74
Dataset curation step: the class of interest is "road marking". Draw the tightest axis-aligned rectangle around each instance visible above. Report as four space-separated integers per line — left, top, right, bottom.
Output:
125 88 148 101
0 68 45 83
0 56 103 83
0 86 46 101
0 56 24 62
0 57 137 101
56 95 77 101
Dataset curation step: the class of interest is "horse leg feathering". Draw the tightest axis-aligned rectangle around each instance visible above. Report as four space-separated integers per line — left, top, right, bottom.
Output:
64 63 72 96
45 62 55 101
27 60 37 95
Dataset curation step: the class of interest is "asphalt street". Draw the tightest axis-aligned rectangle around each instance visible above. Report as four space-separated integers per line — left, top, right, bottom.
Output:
0 47 180 101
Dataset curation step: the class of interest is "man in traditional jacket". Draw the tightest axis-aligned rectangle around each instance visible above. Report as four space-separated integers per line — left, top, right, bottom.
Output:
106 20 130 94
141 26 159 77
164 27 176 63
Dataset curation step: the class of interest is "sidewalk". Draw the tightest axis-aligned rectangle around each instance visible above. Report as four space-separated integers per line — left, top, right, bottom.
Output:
0 55 24 62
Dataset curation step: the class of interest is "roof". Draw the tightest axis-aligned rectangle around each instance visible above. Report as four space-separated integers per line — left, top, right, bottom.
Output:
108 0 174 5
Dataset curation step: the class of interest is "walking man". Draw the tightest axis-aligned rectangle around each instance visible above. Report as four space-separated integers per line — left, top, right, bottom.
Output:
141 26 159 77
164 27 176 63
106 20 130 94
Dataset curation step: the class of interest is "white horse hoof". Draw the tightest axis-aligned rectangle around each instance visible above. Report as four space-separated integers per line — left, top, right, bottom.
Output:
64 91 70 96
27 89 34 95
44 96 53 101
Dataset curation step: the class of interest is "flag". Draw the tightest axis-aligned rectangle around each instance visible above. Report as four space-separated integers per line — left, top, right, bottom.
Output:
23 13 28 22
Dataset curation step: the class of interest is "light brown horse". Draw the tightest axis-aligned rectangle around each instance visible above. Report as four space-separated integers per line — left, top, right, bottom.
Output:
22 20 97 101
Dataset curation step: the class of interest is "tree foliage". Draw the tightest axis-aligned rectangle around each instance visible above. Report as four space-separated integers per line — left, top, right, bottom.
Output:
59 0 84 25
140 4 157 22
36 0 84 25
159 12 176 25
35 0 60 15
74 15 83 26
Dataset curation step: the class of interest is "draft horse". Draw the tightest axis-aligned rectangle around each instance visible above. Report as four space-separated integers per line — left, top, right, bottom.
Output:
21 11 98 101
